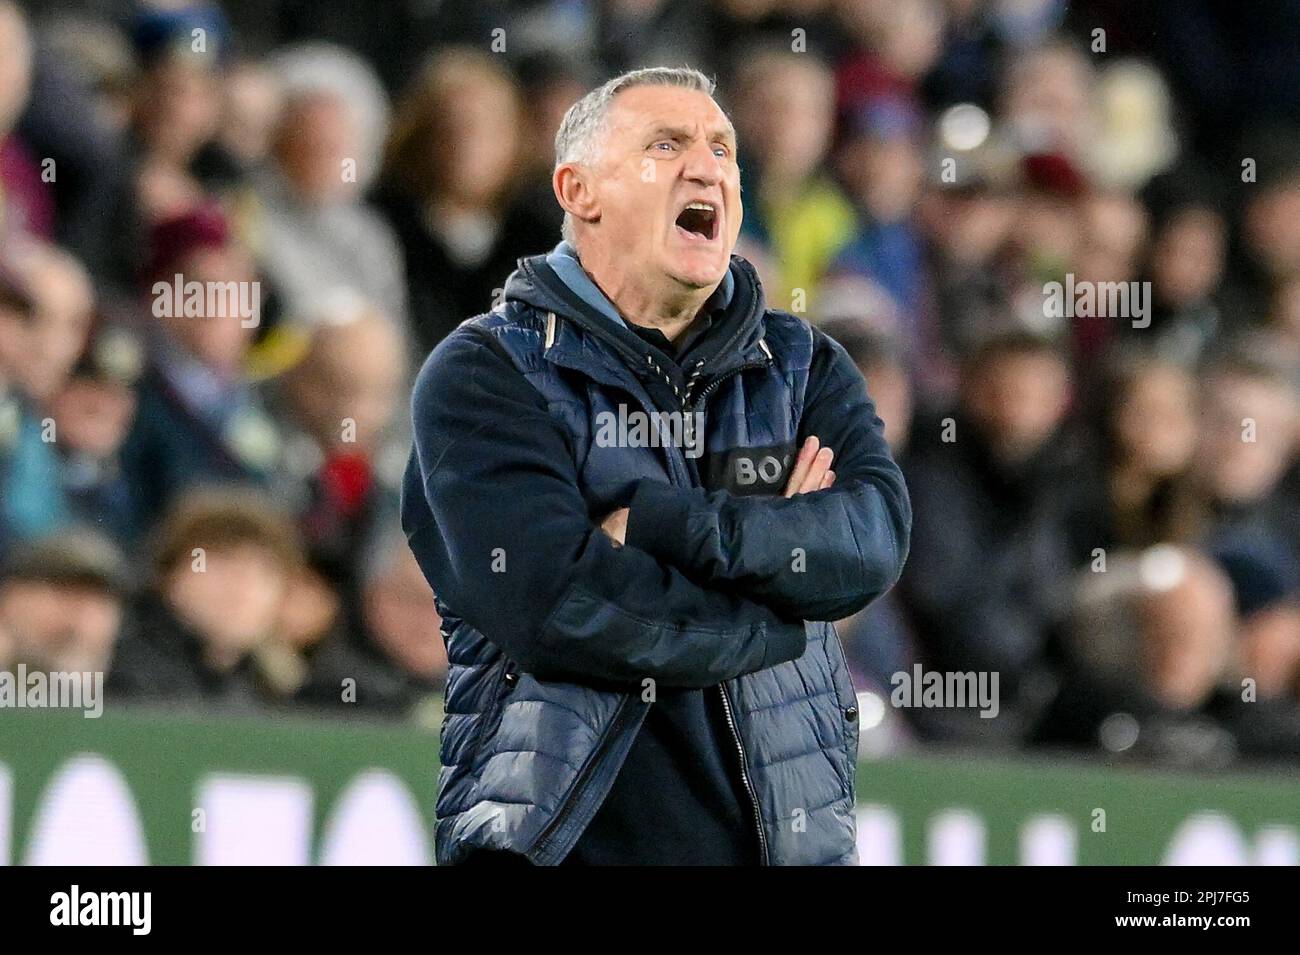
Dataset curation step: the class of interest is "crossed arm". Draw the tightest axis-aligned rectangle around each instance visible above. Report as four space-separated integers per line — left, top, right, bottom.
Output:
404 326 910 689
599 434 838 542
604 331 912 624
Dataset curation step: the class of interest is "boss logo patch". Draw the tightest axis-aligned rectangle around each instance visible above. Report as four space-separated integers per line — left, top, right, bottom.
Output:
703 442 797 495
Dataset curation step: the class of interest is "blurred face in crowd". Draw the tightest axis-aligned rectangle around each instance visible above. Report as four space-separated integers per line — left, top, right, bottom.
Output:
1238 604 1300 700
1003 45 1096 155
735 57 835 187
48 377 138 458
220 61 284 168
1139 557 1234 710
559 84 742 294
0 246 96 403
1196 370 1299 504
285 313 404 453
0 1 32 135
1244 179 1300 281
158 243 258 377
1151 207 1226 309
434 73 520 207
963 345 1072 464
837 132 924 224
837 0 944 80
364 545 447 680
919 189 1017 266
274 91 358 204
1077 193 1148 284
1111 361 1198 478
133 53 222 164
164 544 288 670
0 579 122 673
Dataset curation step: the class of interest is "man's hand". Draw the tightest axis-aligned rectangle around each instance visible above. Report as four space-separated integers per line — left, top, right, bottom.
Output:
784 436 835 497
600 507 630 547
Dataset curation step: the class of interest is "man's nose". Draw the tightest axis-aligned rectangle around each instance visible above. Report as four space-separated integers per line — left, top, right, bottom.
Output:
681 139 724 185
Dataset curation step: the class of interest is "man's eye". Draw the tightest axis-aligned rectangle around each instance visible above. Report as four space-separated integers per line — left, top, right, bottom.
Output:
651 141 676 152
713 145 730 158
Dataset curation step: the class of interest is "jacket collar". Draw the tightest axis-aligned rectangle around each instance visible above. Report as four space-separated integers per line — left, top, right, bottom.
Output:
502 249 771 391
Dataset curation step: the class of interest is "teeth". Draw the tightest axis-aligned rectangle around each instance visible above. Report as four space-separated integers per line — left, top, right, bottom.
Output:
685 202 715 213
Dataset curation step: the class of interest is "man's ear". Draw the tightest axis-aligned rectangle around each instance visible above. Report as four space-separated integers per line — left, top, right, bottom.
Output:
553 163 600 227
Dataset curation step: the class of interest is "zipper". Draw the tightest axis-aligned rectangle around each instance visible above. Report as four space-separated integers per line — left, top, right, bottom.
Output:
684 351 774 865
718 681 769 864
684 358 768 412
542 284 777 861
530 695 636 861
679 358 767 463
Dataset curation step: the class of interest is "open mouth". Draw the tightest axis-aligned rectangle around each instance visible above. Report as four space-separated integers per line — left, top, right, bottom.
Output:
675 201 719 242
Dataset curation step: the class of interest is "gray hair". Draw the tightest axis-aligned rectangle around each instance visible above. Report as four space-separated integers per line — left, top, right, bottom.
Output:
554 66 718 244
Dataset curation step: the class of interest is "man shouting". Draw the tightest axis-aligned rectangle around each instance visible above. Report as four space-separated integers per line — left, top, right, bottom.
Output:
402 67 911 865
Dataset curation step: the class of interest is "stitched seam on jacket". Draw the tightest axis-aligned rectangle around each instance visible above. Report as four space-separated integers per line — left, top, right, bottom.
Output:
503 696 603 739
742 686 836 715
483 748 585 776
752 743 847 771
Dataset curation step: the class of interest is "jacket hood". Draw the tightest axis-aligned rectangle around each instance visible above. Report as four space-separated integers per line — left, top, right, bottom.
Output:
501 251 772 377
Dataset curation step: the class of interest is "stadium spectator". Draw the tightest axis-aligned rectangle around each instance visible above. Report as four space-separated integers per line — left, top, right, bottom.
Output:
900 329 1094 741
47 326 144 543
0 527 127 675
18 13 139 295
0 239 95 405
1136 169 1231 366
829 94 931 355
1239 132 1300 314
110 486 301 709
125 4 239 225
1093 349 1199 548
118 203 281 536
256 524 446 720
731 47 855 312
0 248 71 552
1069 190 1148 369
1042 543 1300 765
272 298 407 594
374 48 553 355
253 45 406 329
512 53 588 243
833 0 945 111
1000 39 1098 167
0 0 52 242
1179 343 1300 561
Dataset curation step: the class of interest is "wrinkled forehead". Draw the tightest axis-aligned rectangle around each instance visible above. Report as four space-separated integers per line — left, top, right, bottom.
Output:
603 85 737 147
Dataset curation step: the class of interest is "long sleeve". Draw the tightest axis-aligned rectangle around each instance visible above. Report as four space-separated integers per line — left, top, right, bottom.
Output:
623 327 911 621
401 326 807 689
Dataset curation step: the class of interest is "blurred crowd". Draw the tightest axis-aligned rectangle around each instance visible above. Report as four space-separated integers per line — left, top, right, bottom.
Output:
2 0 1300 768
